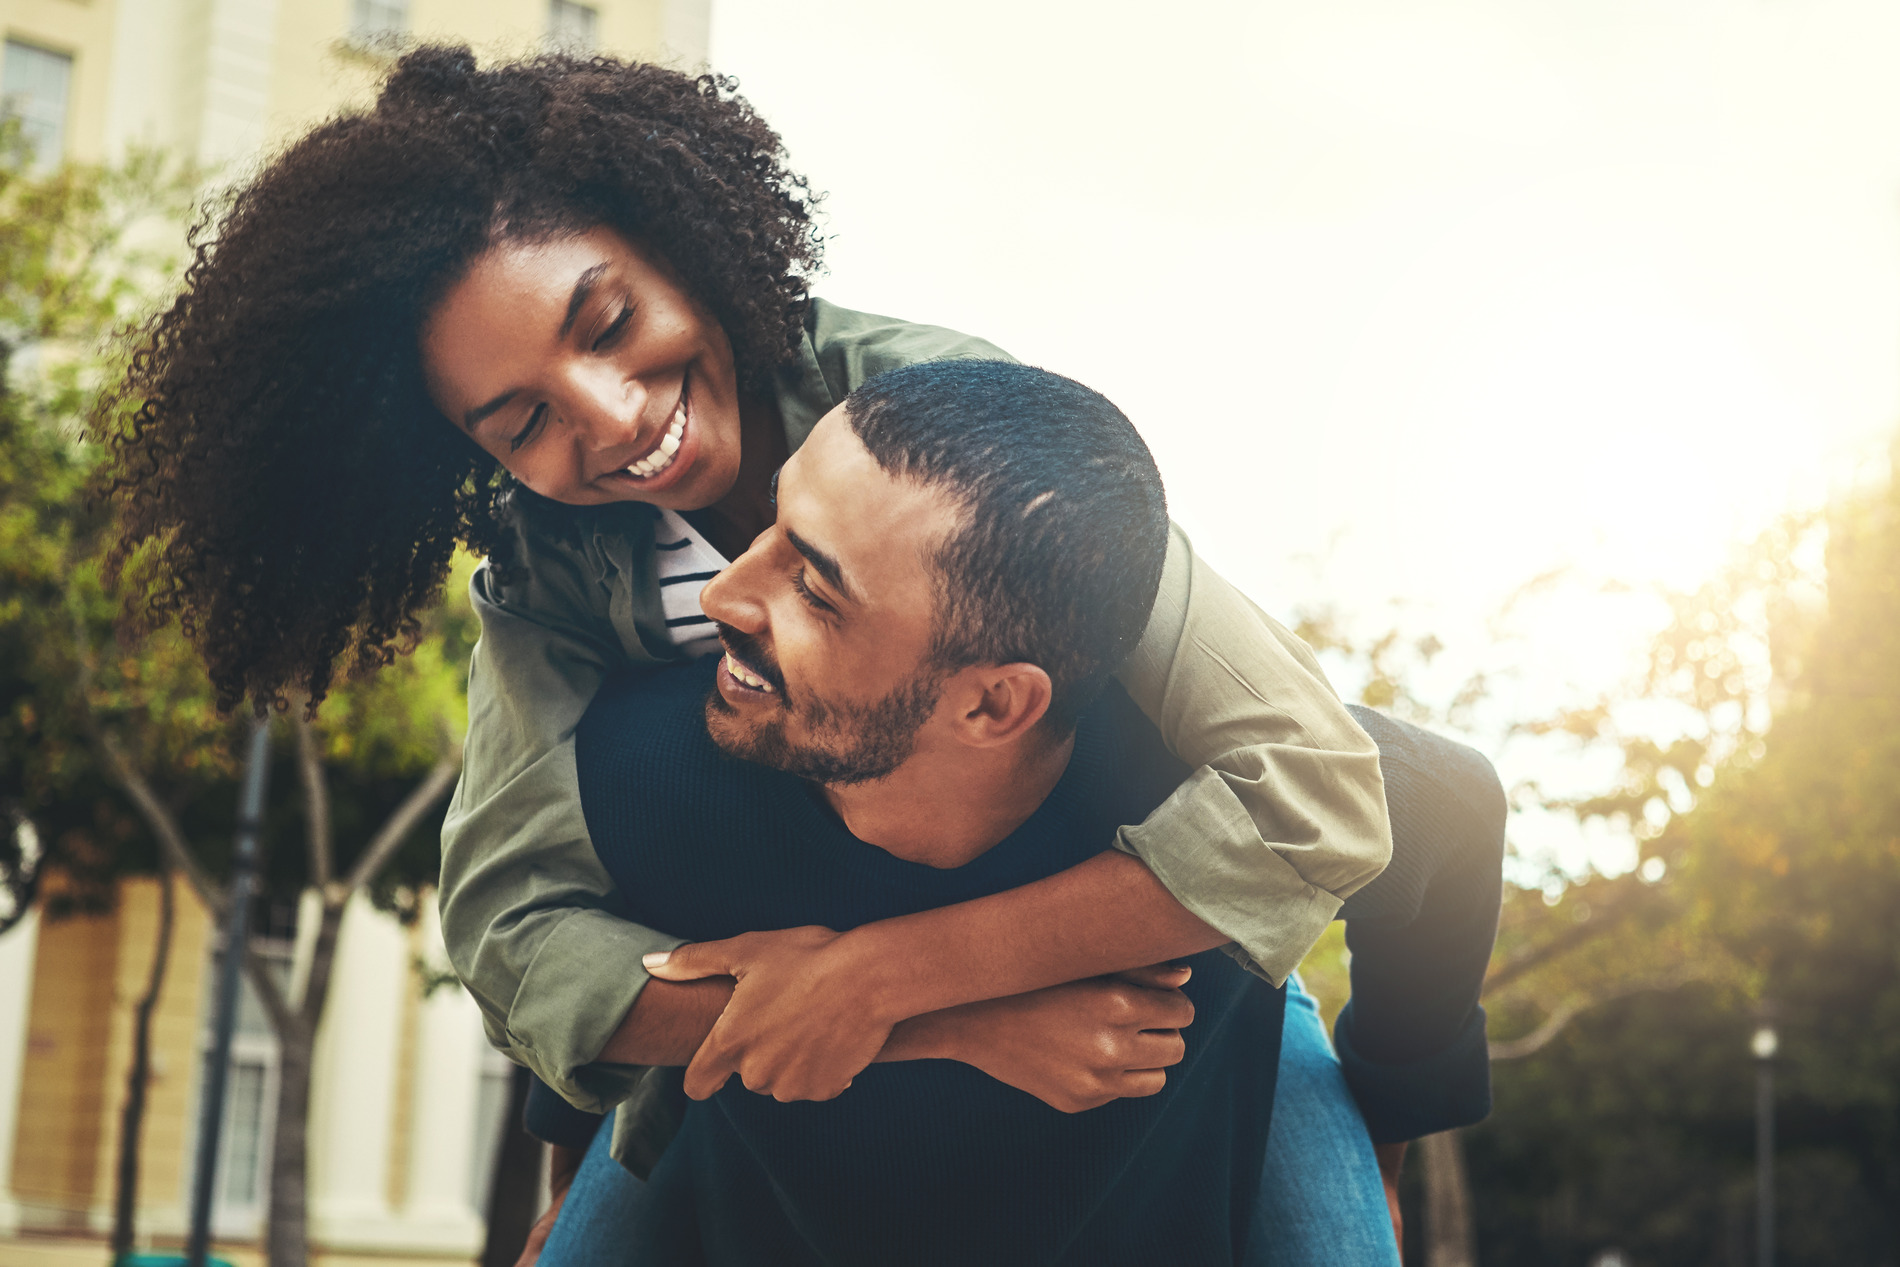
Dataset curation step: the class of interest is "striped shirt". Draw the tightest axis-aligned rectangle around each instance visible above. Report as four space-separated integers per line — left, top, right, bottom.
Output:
655 508 727 659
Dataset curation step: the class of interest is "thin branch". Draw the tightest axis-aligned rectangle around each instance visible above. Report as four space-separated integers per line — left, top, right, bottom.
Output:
340 757 461 896
1489 998 1589 1060
96 730 222 917
1485 883 1644 993
67 601 223 916
241 941 296 1037
291 714 333 890
1490 964 1714 1061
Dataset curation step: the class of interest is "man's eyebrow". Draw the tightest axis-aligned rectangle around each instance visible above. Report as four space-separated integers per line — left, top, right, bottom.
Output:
461 261 610 431
561 262 609 338
786 529 854 603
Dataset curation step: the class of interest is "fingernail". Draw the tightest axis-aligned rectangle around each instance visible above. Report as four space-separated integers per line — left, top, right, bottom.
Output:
642 951 671 969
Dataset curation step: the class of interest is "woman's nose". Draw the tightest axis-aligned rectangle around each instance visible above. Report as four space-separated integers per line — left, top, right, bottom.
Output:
564 364 647 452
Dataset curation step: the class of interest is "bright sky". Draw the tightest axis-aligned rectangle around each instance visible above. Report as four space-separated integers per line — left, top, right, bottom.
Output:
708 0 1900 873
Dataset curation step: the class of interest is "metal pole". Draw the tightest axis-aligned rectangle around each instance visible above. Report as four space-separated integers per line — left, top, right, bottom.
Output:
185 718 271 1267
1752 1021 1777 1267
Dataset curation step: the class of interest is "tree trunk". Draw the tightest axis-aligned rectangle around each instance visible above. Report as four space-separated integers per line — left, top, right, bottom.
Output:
265 1016 314 1267
110 863 174 1261
1421 1129 1477 1267
263 897 346 1267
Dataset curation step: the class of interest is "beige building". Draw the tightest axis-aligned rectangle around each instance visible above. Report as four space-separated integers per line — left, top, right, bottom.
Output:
0 1 709 1261
0 0 709 169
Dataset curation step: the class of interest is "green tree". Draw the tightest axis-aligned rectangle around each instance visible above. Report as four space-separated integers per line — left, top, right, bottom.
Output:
1459 474 1900 1263
0 136 476 1267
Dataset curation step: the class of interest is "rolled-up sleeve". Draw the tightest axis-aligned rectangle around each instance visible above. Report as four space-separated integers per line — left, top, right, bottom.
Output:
438 511 681 1112
1110 524 1392 986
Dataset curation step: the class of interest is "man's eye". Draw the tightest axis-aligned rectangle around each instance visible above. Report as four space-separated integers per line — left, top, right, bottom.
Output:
593 304 633 352
510 403 547 452
792 569 835 615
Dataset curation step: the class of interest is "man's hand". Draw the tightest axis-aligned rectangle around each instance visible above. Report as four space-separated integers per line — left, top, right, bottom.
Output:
914 962 1195 1113
644 925 891 1102
512 1141 587 1267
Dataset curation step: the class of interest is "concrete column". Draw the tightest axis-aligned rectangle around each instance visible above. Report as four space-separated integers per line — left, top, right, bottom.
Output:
306 893 406 1248
196 0 281 170
0 908 43 1236
394 900 485 1255
662 0 713 68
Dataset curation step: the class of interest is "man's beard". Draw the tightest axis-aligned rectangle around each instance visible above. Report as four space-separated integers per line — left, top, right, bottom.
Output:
704 632 944 786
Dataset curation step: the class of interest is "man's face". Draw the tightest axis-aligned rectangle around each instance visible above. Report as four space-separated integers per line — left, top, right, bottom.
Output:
698 407 962 785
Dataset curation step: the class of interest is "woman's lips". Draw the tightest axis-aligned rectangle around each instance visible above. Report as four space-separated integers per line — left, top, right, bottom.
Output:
600 370 698 495
622 387 688 480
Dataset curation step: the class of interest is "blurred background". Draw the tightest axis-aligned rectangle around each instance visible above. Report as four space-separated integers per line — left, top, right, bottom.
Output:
1 1 1897 1264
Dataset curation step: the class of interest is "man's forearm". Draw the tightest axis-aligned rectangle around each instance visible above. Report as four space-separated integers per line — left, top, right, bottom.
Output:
597 976 733 1065
842 849 1226 1024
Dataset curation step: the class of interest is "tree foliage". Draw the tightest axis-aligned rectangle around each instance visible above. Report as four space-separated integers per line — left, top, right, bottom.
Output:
1464 467 1900 1264
0 135 478 1267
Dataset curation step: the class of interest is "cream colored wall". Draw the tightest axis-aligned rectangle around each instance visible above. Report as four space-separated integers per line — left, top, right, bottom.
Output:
2 0 701 167
10 886 119 1223
0 0 120 161
88 878 214 1228
6 878 211 1232
262 0 694 156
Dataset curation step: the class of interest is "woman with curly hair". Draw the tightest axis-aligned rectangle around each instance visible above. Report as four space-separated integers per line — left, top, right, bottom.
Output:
97 43 1485 1263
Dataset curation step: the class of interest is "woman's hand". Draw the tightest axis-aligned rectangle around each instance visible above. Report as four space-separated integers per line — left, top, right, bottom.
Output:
644 925 895 1102
913 963 1195 1113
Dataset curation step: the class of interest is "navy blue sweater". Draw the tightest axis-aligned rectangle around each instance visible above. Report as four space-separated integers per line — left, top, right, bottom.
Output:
576 661 1284 1266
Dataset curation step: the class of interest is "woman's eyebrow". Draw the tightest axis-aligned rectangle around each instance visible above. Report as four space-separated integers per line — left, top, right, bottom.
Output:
463 389 518 431
561 262 609 337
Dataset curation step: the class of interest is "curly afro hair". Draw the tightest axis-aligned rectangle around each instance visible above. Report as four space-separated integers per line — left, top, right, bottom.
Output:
98 44 823 713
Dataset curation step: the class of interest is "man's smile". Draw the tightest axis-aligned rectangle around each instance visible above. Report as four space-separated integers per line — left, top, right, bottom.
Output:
720 652 775 693
716 626 786 699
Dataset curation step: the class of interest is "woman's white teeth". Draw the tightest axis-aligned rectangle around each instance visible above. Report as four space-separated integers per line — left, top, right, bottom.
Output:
725 654 774 692
626 403 688 479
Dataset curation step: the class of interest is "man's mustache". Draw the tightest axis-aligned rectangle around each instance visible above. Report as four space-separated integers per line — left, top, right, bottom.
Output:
715 623 789 697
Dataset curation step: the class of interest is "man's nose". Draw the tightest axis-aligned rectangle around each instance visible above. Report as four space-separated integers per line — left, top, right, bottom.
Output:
698 541 769 633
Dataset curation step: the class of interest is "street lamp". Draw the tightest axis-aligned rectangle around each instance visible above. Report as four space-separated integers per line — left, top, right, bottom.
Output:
1751 1019 1777 1267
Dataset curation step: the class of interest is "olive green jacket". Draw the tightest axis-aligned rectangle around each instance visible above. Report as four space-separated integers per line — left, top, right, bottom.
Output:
437 299 1392 1120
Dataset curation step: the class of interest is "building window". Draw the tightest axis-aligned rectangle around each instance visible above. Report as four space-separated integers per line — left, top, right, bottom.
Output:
195 939 293 1237
1 40 73 167
548 0 599 52
352 0 411 47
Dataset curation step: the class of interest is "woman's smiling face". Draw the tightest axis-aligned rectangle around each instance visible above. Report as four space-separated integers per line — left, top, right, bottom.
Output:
421 225 745 509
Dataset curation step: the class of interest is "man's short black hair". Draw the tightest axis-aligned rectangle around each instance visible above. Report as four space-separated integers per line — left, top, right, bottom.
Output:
842 360 1169 730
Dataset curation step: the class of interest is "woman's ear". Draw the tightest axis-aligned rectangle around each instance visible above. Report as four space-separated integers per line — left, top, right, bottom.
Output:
945 662 1054 748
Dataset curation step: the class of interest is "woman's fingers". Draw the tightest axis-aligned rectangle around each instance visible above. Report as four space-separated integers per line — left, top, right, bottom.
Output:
1114 961 1192 989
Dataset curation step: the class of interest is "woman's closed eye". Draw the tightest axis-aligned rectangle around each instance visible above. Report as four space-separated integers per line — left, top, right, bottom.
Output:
510 402 548 452
592 302 633 352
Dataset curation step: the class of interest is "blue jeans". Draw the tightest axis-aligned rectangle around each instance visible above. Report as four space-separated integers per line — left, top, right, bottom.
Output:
541 976 1398 1266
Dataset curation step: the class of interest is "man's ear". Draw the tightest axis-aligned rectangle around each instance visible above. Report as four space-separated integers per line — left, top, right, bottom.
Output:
943 663 1055 748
